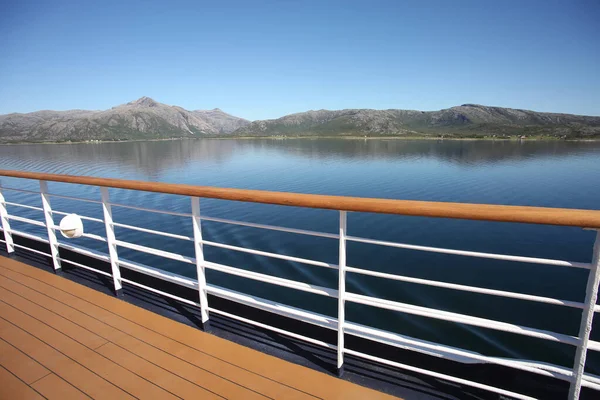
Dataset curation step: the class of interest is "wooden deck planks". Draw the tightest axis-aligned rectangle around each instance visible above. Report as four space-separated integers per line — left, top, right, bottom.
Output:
0 337 49 384
0 366 45 400
0 256 398 400
0 267 287 399
0 288 108 350
0 301 178 399
0 316 134 399
31 373 91 400
96 342 226 400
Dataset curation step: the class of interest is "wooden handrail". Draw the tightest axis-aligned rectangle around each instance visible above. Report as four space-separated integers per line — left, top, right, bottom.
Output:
1 169 600 228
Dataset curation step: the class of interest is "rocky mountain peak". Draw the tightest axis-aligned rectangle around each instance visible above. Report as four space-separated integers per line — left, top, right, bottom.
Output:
128 96 159 107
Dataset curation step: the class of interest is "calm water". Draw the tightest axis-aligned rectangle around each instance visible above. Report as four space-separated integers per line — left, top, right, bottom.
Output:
1 138 600 373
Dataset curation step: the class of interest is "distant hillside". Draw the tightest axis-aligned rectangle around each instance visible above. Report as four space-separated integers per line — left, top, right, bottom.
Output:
2 101 599 142
232 105 600 138
0 97 249 142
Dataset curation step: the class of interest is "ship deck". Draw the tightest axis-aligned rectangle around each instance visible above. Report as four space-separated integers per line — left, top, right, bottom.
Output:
0 255 397 400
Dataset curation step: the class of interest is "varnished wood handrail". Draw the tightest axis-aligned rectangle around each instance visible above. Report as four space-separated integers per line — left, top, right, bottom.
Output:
1 169 600 228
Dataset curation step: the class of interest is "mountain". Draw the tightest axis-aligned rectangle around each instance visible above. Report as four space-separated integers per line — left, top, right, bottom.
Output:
3 101 599 142
0 97 250 142
232 104 600 138
191 108 250 134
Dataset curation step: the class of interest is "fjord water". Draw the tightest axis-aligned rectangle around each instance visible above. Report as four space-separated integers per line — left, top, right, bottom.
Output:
2 138 600 374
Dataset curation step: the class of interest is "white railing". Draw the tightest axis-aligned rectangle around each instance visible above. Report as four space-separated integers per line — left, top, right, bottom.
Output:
0 176 599 400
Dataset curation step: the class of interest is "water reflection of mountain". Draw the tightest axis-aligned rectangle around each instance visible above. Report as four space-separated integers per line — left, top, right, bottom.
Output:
242 139 600 166
1 139 599 179
0 140 239 178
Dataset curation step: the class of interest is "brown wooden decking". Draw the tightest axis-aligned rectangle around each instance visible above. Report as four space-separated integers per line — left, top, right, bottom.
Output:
0 256 398 400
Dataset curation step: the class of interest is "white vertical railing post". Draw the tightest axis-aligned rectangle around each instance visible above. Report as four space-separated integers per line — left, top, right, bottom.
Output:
0 184 15 253
191 197 210 330
337 210 347 377
569 229 600 400
39 181 61 272
101 187 123 296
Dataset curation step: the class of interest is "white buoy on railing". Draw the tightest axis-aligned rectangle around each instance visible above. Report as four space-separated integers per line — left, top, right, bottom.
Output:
58 214 84 238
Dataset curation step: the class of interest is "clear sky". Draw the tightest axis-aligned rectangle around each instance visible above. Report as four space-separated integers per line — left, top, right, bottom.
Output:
0 0 598 120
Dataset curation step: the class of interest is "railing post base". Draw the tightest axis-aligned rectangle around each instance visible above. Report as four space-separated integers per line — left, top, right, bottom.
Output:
200 320 211 332
336 365 344 378
114 288 123 298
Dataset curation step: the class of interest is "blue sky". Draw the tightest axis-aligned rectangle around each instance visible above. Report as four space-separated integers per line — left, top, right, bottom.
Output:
0 0 598 119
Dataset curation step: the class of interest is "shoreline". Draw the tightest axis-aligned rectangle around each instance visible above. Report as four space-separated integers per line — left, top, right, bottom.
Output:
1 135 600 146
213 135 600 142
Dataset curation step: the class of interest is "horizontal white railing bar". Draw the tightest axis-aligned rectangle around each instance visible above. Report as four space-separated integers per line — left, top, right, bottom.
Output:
115 240 195 264
582 372 600 387
10 231 130 270
7 215 46 227
0 187 40 195
120 277 201 307
206 284 338 330
57 241 110 262
10 229 49 243
105 257 341 332
346 235 591 269
346 266 586 309
4 202 43 212
118 258 198 290
202 239 338 270
50 226 107 242
59 257 113 277
13 243 52 258
343 349 536 400
205 260 338 298
344 321 573 381
199 215 339 239
345 292 580 346
112 222 193 241
582 379 600 391
0 231 141 285
46 192 102 204
109 202 192 218
587 340 600 352
52 210 104 223
208 307 337 350
114 256 341 330
80 232 107 242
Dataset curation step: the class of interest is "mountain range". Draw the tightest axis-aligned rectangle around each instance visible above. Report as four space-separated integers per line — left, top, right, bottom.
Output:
0 97 249 142
235 105 600 138
1 97 599 143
